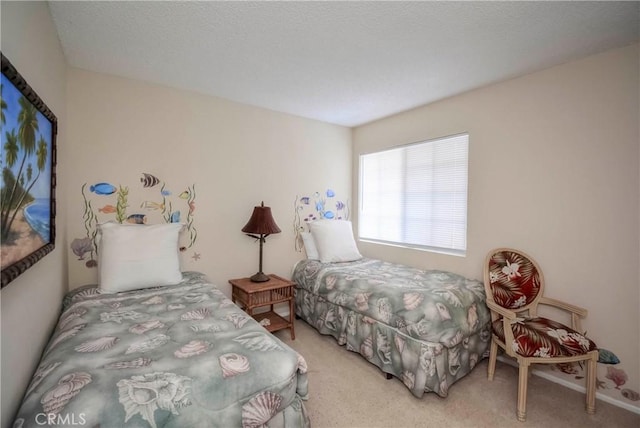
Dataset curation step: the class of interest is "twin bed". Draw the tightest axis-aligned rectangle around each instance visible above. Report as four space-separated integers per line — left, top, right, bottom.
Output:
292 257 491 398
13 272 309 428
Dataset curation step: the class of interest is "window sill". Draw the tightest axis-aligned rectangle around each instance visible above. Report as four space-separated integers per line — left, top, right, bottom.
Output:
358 238 466 257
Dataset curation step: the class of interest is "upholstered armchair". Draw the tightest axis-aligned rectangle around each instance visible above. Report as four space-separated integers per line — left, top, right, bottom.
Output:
483 248 598 422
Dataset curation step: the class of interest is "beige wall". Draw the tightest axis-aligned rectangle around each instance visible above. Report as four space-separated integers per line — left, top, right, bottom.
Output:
1 3 637 420
0 1 68 426
353 44 640 408
65 69 352 297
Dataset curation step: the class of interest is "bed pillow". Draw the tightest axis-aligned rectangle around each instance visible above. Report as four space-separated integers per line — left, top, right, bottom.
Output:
97 222 184 293
308 220 362 263
301 232 320 260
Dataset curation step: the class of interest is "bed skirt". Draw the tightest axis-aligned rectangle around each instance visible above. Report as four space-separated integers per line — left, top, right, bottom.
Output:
295 287 491 398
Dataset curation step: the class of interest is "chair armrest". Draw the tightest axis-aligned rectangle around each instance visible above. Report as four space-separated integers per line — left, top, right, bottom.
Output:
486 300 518 320
538 296 587 331
538 297 587 317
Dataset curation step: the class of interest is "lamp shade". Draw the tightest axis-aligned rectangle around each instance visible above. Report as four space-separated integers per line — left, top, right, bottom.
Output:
242 202 281 235
242 202 280 283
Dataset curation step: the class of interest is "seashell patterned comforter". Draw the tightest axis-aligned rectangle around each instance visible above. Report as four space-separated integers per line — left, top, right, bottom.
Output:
292 258 491 398
13 272 309 428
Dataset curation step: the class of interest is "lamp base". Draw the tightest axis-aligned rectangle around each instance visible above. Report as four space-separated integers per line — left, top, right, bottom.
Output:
250 272 270 283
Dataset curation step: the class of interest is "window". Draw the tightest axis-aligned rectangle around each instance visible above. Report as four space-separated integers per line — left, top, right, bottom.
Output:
358 133 468 255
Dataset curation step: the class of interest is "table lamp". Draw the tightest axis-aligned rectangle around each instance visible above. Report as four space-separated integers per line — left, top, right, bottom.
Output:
241 201 281 282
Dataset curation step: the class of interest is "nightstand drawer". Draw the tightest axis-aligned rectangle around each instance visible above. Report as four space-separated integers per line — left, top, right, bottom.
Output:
232 286 293 307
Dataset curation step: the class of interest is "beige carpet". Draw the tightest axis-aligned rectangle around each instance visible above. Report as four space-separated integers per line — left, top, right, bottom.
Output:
275 320 639 428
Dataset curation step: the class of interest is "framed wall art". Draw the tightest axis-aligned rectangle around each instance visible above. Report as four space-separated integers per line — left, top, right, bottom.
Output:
1 52 57 288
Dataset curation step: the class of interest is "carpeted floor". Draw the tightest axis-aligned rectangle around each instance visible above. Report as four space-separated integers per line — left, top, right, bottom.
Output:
274 320 640 428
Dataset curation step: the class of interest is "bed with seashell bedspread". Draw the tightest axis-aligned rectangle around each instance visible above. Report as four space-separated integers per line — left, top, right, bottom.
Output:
292 258 491 398
12 271 309 428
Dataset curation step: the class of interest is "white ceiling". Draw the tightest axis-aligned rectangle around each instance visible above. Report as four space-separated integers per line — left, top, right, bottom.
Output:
49 1 639 127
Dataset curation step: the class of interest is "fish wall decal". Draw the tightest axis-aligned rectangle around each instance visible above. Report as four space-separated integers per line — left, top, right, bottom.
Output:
126 214 147 224
140 173 160 188
98 204 117 214
140 201 164 210
90 182 116 195
293 189 350 252
73 175 199 270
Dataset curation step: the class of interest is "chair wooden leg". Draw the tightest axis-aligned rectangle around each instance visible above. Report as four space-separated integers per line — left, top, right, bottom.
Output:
517 360 530 422
585 353 597 415
487 339 498 381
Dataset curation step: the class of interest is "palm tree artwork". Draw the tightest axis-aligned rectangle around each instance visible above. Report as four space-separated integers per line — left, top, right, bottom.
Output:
0 84 7 125
1 71 53 269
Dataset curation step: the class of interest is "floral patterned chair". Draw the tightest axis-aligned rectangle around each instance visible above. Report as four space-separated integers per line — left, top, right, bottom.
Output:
483 248 598 422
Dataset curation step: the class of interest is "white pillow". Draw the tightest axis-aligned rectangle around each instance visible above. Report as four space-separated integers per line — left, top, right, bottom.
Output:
98 222 183 293
308 220 362 263
301 232 319 260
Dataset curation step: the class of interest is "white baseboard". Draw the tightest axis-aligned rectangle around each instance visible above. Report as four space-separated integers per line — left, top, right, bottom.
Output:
497 356 640 415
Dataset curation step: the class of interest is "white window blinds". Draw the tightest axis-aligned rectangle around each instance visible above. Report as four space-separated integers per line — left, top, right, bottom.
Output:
359 133 468 255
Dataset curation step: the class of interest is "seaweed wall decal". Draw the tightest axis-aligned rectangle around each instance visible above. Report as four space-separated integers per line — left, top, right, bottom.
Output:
115 185 129 224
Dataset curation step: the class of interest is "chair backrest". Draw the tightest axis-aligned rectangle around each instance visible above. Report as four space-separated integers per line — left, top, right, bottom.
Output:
484 248 544 313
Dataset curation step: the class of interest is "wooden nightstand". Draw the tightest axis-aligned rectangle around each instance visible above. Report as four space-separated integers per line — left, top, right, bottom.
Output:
229 274 296 340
